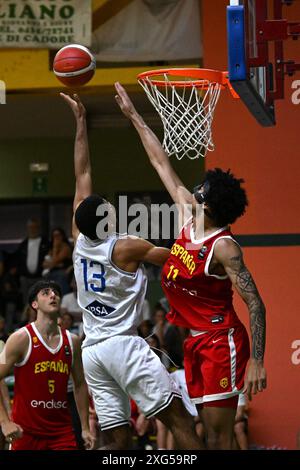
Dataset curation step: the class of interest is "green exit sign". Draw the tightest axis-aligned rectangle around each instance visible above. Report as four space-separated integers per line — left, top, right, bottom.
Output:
32 175 48 195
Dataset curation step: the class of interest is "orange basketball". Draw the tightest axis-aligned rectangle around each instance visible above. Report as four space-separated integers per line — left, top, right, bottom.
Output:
53 44 96 87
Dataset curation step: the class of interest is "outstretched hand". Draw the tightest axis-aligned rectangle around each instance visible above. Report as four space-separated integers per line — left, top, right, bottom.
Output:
114 82 137 118
60 93 86 120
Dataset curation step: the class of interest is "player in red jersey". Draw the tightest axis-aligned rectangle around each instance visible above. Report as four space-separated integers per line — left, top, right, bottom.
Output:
115 83 267 449
0 280 95 450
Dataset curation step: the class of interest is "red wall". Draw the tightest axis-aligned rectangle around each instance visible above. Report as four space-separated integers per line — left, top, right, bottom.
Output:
202 0 300 448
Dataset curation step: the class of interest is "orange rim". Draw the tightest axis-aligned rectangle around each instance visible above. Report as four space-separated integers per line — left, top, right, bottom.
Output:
138 68 228 88
138 68 239 98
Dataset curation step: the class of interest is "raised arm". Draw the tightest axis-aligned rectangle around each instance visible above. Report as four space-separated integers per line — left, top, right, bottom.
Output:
114 82 192 208
214 239 267 400
60 93 92 241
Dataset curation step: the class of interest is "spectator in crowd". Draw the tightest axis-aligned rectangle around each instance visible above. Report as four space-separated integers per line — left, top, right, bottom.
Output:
137 319 153 339
0 258 22 333
60 271 82 324
61 313 79 335
17 304 37 329
152 303 170 349
15 218 49 303
152 303 172 368
43 227 72 295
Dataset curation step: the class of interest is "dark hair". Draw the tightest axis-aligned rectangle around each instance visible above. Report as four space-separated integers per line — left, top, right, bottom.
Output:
201 168 248 227
28 280 62 307
62 312 74 325
74 194 108 240
50 227 70 248
154 302 167 314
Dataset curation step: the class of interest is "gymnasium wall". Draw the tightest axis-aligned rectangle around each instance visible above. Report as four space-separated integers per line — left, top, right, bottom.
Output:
202 0 300 449
0 128 202 202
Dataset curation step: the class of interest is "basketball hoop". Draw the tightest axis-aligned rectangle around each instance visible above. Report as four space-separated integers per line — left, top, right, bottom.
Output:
138 68 238 160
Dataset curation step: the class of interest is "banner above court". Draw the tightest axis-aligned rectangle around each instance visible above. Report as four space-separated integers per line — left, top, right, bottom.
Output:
0 0 92 48
92 0 202 62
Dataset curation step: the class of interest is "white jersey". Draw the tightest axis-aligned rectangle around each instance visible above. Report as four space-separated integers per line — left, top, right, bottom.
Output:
73 233 147 348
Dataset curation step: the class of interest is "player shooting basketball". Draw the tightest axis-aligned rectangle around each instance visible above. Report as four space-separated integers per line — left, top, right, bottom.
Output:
60 92 203 450
115 82 267 450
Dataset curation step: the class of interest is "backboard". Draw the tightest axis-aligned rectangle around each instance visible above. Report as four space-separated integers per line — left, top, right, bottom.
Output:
227 0 300 126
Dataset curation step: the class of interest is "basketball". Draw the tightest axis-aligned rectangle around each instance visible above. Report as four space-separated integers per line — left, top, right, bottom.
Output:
53 44 96 87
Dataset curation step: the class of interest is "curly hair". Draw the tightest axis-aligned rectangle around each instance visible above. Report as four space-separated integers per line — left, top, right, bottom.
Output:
202 168 248 227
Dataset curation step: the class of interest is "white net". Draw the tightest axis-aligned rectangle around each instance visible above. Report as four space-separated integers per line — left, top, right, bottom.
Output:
138 73 222 160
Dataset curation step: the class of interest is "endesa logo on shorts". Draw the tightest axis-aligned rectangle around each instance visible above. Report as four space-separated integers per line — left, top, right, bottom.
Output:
31 400 68 409
85 300 115 317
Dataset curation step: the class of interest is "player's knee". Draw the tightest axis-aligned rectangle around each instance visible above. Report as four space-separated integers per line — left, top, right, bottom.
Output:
104 426 132 450
206 429 232 450
158 398 194 430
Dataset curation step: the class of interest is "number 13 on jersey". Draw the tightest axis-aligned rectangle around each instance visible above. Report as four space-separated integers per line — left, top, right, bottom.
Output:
80 259 106 292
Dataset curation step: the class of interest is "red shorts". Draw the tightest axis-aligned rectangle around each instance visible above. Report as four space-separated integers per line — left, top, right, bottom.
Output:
11 430 77 450
184 325 250 407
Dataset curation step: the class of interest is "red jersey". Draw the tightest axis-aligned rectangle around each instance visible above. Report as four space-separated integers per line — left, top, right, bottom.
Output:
12 323 74 437
162 222 242 330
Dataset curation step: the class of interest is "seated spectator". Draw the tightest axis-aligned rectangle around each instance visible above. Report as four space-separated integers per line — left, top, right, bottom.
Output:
137 319 153 339
43 227 72 295
60 271 82 323
60 312 79 335
15 218 49 304
152 303 172 368
152 303 170 348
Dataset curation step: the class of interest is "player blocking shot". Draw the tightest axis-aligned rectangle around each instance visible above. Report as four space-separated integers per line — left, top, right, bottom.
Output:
115 82 267 450
60 92 203 450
